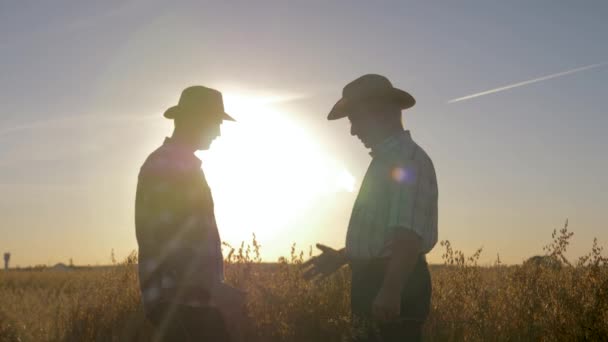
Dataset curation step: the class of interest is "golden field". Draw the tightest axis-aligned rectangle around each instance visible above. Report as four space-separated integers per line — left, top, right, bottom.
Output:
1 222 607 342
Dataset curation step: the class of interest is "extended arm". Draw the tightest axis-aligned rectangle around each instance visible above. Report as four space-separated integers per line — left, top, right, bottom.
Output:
302 244 349 280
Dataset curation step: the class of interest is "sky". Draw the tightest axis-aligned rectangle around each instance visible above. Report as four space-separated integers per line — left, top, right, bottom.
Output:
1 1 607 267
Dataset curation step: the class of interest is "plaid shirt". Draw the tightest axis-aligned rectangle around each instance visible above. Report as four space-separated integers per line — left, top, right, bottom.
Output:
346 130 438 260
135 138 223 314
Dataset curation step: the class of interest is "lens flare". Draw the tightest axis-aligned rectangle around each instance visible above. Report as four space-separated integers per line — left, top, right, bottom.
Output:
391 166 415 184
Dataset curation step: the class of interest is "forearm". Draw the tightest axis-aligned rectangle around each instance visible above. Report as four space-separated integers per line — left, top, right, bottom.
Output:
381 232 421 294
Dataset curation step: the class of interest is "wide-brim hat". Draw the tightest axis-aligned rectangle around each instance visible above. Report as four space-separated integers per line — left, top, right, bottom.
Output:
327 74 415 120
164 85 235 121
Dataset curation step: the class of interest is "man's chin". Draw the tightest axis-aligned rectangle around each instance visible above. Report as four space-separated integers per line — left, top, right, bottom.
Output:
198 138 218 150
197 142 212 151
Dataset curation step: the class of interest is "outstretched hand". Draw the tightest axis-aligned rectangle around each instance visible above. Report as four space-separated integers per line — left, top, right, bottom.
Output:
301 244 347 281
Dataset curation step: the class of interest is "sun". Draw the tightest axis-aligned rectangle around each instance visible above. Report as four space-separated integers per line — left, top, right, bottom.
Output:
197 93 355 251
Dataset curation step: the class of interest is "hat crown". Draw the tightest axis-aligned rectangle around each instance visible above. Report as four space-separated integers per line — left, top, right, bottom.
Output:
178 86 224 113
343 74 393 99
163 85 235 120
327 74 415 120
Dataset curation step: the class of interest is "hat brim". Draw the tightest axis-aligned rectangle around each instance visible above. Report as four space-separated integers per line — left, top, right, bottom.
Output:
163 106 236 121
327 88 416 120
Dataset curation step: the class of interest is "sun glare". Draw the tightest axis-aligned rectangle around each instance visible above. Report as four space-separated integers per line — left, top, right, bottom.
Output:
197 93 355 248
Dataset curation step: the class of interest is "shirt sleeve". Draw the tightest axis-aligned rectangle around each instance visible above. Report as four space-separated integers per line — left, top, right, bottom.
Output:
386 158 438 253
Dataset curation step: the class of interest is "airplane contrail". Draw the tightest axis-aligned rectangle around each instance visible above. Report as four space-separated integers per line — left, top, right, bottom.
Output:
448 61 608 104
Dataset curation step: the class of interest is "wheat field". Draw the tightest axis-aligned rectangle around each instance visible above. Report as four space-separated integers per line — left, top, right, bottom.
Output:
1 222 607 342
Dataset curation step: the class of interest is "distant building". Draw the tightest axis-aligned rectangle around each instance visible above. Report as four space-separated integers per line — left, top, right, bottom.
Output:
49 263 73 272
3 253 9 271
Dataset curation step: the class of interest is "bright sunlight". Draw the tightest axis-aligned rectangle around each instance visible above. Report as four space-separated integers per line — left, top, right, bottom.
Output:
197 93 355 249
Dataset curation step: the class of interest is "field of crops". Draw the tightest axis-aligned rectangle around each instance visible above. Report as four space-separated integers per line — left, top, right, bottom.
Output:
1 223 607 341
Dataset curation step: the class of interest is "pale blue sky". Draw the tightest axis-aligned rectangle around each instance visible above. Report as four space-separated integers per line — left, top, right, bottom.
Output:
1 1 607 266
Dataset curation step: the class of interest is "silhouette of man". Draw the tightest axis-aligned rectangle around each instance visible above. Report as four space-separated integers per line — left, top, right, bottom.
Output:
135 86 243 341
304 75 438 341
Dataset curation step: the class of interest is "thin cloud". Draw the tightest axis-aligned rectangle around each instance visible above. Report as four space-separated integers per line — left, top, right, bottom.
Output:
259 93 310 104
0 114 156 138
448 61 608 104
0 114 159 166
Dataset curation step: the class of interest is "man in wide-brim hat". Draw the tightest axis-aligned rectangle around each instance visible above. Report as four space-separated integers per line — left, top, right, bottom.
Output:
304 74 439 341
135 86 244 341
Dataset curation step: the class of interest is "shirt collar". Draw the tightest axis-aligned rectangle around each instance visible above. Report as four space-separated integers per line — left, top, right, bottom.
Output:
162 137 202 168
370 130 411 157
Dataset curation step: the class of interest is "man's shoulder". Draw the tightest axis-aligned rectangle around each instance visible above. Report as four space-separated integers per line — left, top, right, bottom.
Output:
387 137 436 180
140 146 170 172
408 140 438 185
387 135 431 162
139 145 203 183
139 145 190 180
411 141 434 167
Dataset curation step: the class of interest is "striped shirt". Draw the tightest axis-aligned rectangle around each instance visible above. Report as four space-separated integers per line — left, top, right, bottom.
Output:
135 138 223 314
345 130 438 260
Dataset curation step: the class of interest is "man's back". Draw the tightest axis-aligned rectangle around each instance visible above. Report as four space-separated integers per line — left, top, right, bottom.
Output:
346 130 438 260
135 138 223 313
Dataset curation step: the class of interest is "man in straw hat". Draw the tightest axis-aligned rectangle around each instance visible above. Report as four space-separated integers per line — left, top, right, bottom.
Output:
135 86 244 341
303 74 438 341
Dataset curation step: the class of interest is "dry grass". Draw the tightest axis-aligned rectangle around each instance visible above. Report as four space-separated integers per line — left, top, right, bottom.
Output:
1 221 607 341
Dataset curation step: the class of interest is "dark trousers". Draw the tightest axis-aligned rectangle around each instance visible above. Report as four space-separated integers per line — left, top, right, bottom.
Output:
350 256 430 342
148 303 231 342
